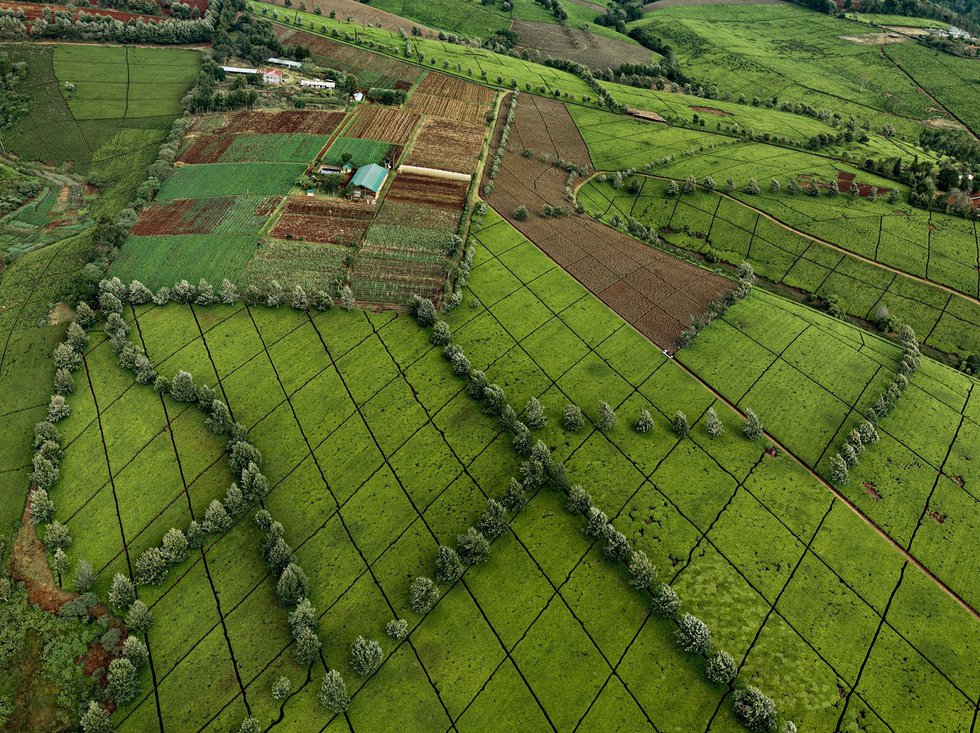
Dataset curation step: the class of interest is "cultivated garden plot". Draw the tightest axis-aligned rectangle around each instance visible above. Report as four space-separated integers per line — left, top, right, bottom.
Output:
485 93 732 348
578 175 980 359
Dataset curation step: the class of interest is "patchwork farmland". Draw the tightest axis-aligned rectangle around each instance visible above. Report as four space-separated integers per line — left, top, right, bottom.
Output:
3 0 980 729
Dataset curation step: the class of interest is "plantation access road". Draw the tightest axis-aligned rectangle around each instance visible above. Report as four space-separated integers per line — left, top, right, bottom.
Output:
595 172 980 310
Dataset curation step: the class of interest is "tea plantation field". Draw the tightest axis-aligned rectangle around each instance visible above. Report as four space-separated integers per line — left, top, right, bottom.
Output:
43 209 977 732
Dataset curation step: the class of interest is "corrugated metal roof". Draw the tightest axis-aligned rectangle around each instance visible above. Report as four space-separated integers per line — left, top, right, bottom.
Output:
350 164 388 193
268 57 303 68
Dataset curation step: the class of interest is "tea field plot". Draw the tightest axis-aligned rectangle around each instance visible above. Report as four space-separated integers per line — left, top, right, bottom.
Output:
676 286 980 607
578 175 980 359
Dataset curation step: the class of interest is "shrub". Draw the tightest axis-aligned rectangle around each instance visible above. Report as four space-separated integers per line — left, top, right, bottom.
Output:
106 658 140 706
675 613 712 655
457 526 490 565
43 521 71 552
742 408 763 439
74 559 96 593
80 701 112 733
126 600 153 635
350 636 383 677
705 407 723 437
705 650 737 684
28 489 55 525
830 453 849 485
409 576 439 614
514 205 529 220
293 625 322 667
109 573 136 611
431 321 451 346
238 717 260 733
477 499 508 541
435 545 464 584
135 547 169 586
602 526 631 562
482 384 508 416
841 442 859 468
53 367 75 396
596 401 617 431
277 563 310 606
672 410 689 436
565 484 591 515
48 394 70 422
202 499 231 533
122 636 149 669
272 675 292 701
562 403 584 432
319 670 350 713
386 618 409 641
732 687 777 732
651 582 681 618
524 397 547 429
501 476 528 512
635 409 653 434
627 549 655 590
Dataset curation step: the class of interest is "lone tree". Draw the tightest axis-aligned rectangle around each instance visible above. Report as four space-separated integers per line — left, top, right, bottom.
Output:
409 576 440 614
635 409 653 434
514 205 529 221
672 411 689 437
349 636 383 677
742 408 763 439
597 401 617 431
319 670 350 713
732 687 777 732
386 619 409 641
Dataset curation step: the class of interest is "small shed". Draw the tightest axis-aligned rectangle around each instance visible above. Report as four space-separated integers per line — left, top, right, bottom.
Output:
221 65 259 75
349 164 388 201
352 92 364 103
268 57 302 68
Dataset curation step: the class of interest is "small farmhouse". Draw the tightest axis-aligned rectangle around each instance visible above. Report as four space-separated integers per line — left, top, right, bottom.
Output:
301 79 336 90
349 163 388 201
262 69 284 85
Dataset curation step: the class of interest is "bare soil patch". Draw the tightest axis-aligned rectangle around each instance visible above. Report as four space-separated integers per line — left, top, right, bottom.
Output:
512 20 654 70
405 118 485 174
485 94 731 349
218 110 346 135
47 302 74 326
270 196 373 244
344 105 420 144
386 172 470 209
691 105 730 117
405 73 496 126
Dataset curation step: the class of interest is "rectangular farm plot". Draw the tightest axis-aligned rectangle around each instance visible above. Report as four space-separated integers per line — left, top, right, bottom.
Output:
157 162 305 199
217 133 329 163
405 118 486 174
321 137 397 167
384 172 470 209
405 73 496 126
242 238 349 292
269 197 374 244
216 109 346 135
290 31 422 89
342 106 420 145
131 196 277 236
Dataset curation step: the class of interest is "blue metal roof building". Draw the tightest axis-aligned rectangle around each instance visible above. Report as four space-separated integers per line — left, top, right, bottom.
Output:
350 164 389 194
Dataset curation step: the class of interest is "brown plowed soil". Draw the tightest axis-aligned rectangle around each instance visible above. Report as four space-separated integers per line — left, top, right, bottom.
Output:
512 20 655 70
484 94 732 350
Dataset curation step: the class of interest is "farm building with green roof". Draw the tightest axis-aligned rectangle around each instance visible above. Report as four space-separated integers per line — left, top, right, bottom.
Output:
350 163 389 201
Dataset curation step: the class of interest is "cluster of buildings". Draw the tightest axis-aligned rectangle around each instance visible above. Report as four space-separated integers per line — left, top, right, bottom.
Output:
218 57 336 88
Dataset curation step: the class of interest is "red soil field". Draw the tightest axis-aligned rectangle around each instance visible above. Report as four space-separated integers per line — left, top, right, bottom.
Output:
218 110 346 135
385 173 470 209
269 197 374 244
131 198 232 235
0 1 163 24
343 105 420 145
179 135 233 164
485 94 732 350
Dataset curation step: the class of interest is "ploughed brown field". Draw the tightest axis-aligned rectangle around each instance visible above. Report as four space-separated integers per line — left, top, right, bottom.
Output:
343 106 420 145
485 94 732 349
385 173 470 210
269 197 374 244
405 118 486 174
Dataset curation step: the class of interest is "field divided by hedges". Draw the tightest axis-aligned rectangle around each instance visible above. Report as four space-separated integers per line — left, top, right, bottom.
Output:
578 175 980 358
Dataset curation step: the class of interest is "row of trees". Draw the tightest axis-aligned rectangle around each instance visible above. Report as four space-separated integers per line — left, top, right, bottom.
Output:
679 261 756 348
407 296 794 733
482 92 519 198
829 326 920 485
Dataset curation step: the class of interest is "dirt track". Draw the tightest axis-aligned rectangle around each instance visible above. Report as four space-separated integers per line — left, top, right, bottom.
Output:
485 94 732 350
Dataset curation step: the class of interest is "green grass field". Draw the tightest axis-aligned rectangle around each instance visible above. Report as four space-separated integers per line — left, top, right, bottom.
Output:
321 137 392 166
628 5 954 138
45 209 977 732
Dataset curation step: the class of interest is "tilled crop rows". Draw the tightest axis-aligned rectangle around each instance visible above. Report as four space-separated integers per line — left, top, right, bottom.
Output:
405 72 496 126
130 197 230 235
217 110 346 135
342 105 420 144
269 197 374 244
385 172 470 209
280 29 422 88
405 118 485 174
486 94 732 349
